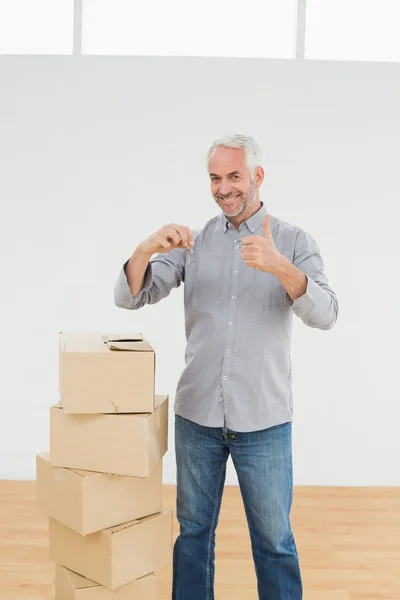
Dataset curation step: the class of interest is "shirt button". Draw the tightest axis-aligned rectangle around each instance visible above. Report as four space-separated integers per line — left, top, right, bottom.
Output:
235 245 239 249
232 295 236 299
223 376 228 380
229 321 233 326
219 397 223 402
227 349 231 353
234 270 238 274
234 239 237 243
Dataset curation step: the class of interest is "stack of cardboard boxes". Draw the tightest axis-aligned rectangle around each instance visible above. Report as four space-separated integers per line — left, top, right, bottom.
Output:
36 332 172 599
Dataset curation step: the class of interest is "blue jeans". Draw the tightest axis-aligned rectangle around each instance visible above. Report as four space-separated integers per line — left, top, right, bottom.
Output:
172 414 302 600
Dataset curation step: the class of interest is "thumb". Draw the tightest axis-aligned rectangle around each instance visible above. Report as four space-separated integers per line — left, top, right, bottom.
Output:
263 215 272 238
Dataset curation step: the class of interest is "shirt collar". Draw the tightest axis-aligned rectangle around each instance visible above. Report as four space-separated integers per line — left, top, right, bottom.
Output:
219 201 267 234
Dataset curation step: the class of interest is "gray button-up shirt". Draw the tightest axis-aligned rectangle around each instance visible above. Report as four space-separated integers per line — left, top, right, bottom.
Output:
114 202 338 432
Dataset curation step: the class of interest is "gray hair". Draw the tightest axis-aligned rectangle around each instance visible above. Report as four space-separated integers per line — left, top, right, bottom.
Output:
206 133 263 180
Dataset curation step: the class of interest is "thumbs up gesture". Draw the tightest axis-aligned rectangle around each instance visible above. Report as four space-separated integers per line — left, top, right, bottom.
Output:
241 215 282 273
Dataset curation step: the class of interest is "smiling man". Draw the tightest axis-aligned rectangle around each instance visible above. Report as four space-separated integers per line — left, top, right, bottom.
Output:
114 133 339 600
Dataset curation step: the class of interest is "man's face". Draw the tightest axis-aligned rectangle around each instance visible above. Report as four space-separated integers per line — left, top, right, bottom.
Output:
208 147 258 218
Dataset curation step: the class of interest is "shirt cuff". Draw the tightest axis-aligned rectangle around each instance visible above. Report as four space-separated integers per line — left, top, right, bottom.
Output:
289 274 317 314
123 259 153 297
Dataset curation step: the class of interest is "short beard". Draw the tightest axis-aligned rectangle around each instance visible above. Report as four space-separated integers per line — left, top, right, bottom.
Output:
220 180 257 218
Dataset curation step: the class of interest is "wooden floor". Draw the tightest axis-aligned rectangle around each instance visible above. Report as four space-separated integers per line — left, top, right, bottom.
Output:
0 482 399 600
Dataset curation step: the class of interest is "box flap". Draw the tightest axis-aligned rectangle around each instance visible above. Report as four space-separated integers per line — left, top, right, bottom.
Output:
68 465 123 478
68 466 97 477
107 509 170 537
64 566 98 590
37 452 50 462
59 332 154 353
155 394 168 409
140 394 168 419
102 333 153 352
107 518 141 535
39 451 92 478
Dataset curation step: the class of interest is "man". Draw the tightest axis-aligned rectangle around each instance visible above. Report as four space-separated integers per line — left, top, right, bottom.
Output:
114 133 339 600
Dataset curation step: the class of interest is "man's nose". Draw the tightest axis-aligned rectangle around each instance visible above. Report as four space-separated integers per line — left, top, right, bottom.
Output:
219 180 233 195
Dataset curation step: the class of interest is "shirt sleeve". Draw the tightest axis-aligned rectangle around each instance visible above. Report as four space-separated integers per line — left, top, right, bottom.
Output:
114 228 201 310
288 228 339 330
114 247 187 310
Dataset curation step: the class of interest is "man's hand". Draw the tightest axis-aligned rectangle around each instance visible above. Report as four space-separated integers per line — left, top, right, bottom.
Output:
241 216 283 274
139 224 194 257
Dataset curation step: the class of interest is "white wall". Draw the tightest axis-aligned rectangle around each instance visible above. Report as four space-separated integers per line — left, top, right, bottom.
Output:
0 56 399 485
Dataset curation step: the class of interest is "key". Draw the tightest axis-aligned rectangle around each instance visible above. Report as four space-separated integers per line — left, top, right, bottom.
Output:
186 245 193 265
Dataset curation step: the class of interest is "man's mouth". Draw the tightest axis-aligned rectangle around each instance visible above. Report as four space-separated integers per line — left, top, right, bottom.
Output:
219 194 241 204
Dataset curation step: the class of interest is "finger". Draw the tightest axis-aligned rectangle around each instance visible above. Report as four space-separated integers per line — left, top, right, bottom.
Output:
241 247 258 257
243 258 257 269
176 227 190 248
164 229 182 247
165 224 194 247
243 253 258 265
242 235 262 246
159 229 181 248
178 226 195 248
186 227 195 247
168 224 190 248
241 236 253 246
242 247 259 260
175 225 195 247
263 215 272 239
153 234 172 250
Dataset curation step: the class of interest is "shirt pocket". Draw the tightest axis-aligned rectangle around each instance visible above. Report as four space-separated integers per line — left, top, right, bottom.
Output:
190 249 226 311
253 270 288 308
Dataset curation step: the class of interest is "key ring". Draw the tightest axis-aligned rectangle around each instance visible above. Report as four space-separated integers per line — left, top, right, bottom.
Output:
186 245 194 265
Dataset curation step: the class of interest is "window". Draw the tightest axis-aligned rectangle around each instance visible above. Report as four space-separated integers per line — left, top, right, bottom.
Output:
305 0 400 62
1 0 398 62
82 0 297 58
0 0 74 54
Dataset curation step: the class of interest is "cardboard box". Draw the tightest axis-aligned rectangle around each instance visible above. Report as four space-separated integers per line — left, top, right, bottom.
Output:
50 394 168 477
49 509 173 590
54 564 156 599
59 332 155 414
36 453 163 535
